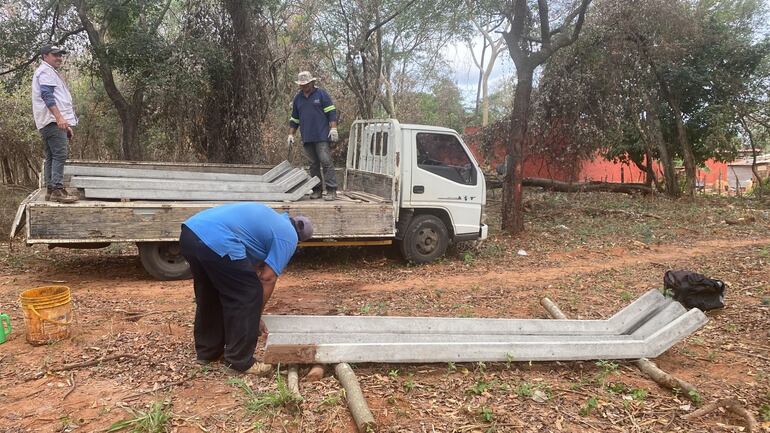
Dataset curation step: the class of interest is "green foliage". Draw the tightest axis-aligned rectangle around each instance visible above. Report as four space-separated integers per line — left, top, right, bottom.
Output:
687 389 703 405
579 397 599 416
514 382 534 397
319 391 343 407
467 379 492 395
403 374 416 392
228 373 302 414
107 401 171 433
537 0 770 194
479 406 494 422
759 403 770 422
630 388 648 401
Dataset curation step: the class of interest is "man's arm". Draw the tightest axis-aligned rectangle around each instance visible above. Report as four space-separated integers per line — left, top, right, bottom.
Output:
40 85 69 131
258 263 278 313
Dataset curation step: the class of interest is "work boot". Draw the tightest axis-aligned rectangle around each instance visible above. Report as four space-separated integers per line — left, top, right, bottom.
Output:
240 362 273 376
50 188 77 203
324 190 337 201
309 189 322 199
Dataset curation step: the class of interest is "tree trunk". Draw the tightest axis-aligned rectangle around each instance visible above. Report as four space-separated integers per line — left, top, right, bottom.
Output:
740 116 763 198
645 95 679 197
75 0 146 161
219 0 268 164
668 96 695 196
503 67 533 234
118 88 144 161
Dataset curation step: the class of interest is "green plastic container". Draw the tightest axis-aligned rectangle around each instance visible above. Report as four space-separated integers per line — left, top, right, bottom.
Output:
0 313 11 344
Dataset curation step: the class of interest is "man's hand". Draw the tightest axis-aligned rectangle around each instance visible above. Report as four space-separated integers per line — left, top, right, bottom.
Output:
259 319 269 337
56 116 69 131
66 126 74 140
287 134 295 146
328 127 338 142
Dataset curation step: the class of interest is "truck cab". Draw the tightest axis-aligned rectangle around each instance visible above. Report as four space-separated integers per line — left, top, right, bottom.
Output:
348 119 488 263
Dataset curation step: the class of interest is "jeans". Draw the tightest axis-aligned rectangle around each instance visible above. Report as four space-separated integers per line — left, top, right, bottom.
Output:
303 141 337 191
40 123 69 188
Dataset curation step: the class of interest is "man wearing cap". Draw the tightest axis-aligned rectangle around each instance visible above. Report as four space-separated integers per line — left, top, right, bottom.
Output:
288 71 339 201
31 45 79 203
179 203 313 375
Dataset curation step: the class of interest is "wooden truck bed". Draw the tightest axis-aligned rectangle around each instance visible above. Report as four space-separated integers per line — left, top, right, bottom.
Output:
14 160 397 244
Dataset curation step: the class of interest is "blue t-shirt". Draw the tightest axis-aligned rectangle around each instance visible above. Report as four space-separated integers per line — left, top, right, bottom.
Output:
182 203 298 275
289 87 337 143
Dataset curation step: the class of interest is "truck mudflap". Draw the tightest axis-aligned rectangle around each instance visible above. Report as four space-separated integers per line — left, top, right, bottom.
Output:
453 224 489 242
479 224 489 240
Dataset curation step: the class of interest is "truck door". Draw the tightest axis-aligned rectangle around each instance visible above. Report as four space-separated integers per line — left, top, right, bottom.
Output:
408 131 483 235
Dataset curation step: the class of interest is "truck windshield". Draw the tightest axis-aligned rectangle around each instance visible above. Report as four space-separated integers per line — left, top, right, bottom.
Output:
416 133 477 185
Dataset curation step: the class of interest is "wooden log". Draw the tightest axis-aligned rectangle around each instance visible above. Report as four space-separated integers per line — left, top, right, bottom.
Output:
287 365 301 398
540 297 567 319
335 363 376 433
540 297 704 404
523 177 654 194
634 358 700 402
681 398 758 432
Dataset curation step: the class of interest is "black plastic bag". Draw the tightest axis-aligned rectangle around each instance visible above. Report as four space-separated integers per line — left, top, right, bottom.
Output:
663 270 726 310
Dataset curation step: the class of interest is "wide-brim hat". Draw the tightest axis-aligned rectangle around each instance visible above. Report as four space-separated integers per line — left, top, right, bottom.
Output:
295 71 317 85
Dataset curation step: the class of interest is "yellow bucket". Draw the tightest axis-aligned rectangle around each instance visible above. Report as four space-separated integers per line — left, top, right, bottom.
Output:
19 286 73 345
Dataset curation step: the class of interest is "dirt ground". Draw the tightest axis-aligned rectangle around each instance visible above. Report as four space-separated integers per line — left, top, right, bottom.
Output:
1 191 769 433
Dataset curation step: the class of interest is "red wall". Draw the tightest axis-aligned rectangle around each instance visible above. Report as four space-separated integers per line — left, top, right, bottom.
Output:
463 130 730 189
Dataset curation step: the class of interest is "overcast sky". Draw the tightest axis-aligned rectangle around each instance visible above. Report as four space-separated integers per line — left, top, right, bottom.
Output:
442 38 515 108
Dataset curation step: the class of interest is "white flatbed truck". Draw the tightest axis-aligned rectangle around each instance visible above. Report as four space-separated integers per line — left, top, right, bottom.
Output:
11 119 488 279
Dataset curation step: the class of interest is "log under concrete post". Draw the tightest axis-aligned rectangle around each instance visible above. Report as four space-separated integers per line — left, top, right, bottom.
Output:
539 296 703 404
335 363 376 432
287 365 301 398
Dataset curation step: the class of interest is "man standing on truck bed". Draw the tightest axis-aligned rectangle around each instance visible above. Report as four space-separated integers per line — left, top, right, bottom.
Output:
179 203 313 375
287 71 339 201
31 44 79 203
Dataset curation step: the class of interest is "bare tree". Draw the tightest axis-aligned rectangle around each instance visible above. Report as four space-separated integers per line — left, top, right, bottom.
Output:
467 10 508 126
496 0 592 233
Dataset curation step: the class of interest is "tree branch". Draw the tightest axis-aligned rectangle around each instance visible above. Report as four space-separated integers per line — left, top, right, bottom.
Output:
0 27 85 76
150 0 173 34
75 0 130 114
363 0 418 42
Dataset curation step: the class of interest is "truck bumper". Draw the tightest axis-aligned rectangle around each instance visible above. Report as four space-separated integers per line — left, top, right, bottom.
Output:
479 224 489 240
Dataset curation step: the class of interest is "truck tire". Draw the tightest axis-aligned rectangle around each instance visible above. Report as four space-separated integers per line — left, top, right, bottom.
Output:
399 214 449 264
137 242 192 280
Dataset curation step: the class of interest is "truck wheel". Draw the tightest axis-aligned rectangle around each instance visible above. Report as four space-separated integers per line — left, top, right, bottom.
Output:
399 214 449 264
137 242 192 280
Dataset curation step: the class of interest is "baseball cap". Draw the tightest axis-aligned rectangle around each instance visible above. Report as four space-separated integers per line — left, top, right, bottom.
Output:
40 45 68 56
290 215 313 241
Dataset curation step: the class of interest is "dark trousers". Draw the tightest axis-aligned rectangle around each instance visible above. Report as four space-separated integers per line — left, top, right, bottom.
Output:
179 226 263 371
40 122 69 188
303 141 337 191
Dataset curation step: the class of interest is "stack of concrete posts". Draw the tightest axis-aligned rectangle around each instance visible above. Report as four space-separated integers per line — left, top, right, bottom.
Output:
63 161 319 201
261 290 708 364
